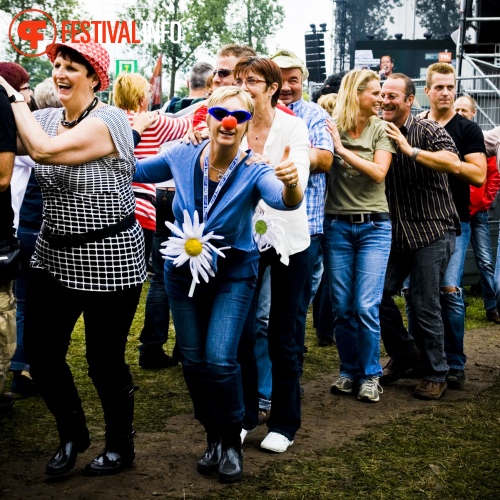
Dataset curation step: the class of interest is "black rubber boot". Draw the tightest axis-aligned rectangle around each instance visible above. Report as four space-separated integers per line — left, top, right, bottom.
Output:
197 429 221 476
218 422 243 483
84 382 135 476
46 409 90 476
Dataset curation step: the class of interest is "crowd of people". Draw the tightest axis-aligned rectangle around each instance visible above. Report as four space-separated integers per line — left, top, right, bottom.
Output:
0 38 499 485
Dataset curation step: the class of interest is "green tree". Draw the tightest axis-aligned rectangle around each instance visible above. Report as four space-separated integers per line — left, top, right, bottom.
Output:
416 0 460 38
221 0 285 55
123 0 232 99
333 0 402 71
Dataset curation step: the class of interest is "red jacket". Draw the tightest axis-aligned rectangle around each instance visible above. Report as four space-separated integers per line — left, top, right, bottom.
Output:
470 156 500 216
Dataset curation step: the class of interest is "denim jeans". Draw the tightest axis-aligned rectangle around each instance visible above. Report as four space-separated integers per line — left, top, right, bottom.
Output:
254 267 272 410
139 189 174 355
169 274 256 427
380 231 455 382
441 222 471 371
323 217 391 381
11 225 39 372
470 211 497 312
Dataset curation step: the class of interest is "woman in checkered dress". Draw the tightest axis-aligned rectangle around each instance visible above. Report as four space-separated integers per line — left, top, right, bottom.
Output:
0 39 145 477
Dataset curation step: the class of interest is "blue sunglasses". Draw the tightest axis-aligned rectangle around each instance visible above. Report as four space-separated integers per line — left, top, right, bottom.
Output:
207 106 253 124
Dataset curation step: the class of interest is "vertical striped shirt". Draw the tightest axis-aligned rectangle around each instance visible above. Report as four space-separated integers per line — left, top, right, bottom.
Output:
385 114 460 252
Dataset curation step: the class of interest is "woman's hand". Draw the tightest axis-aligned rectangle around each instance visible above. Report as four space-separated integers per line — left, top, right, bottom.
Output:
326 119 345 155
183 126 209 145
245 152 272 166
274 145 299 186
132 111 157 135
385 122 413 156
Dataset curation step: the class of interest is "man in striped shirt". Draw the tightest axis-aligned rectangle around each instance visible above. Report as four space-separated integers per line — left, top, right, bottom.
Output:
378 73 461 400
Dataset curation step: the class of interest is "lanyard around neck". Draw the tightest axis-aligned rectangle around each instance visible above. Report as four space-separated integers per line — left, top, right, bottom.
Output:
202 147 241 223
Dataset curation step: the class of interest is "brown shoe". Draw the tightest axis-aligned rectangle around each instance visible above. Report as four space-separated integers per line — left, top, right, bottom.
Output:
380 350 419 386
486 308 500 324
413 379 447 400
257 410 270 425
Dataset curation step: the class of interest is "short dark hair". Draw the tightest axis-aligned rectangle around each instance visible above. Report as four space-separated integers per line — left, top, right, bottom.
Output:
0 62 29 91
234 57 283 108
55 46 98 90
189 62 214 90
217 44 257 59
387 73 415 98
381 54 394 63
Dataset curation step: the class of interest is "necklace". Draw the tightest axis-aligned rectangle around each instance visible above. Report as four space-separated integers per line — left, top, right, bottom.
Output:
249 111 274 141
60 97 99 128
208 161 229 182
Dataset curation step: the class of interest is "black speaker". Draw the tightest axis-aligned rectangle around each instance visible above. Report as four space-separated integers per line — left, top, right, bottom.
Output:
304 32 327 82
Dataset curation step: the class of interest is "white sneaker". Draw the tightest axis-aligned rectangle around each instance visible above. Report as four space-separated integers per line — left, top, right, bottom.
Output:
330 376 354 394
260 432 294 453
357 376 383 403
240 426 256 444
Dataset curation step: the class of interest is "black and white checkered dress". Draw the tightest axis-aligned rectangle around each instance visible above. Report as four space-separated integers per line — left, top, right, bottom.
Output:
31 106 147 291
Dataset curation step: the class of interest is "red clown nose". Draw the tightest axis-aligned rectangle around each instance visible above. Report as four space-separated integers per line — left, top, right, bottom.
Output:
221 115 238 130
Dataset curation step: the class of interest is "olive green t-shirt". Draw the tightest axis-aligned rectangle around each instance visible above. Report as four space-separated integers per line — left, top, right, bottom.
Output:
325 117 396 214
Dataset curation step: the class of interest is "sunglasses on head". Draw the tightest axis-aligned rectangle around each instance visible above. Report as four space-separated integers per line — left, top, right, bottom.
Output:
213 69 233 78
207 107 253 124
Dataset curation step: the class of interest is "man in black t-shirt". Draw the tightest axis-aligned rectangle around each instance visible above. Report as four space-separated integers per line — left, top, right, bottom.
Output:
421 63 486 389
0 84 18 411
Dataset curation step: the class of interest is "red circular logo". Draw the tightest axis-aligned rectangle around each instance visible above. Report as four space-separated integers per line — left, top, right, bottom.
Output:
9 9 57 58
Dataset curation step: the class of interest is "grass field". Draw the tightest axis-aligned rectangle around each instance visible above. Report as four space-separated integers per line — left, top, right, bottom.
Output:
1 284 500 498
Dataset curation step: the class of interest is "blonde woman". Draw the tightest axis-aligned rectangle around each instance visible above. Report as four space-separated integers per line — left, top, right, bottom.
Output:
133 86 303 483
324 69 395 402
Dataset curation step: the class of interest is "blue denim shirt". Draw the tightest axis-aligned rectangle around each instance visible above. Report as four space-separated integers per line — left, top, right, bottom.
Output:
134 140 301 252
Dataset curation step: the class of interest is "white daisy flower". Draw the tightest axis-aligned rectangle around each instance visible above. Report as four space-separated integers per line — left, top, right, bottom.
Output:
252 207 286 253
161 210 229 297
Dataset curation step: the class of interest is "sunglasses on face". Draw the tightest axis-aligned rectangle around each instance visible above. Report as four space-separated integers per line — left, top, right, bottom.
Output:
207 106 253 124
213 69 233 78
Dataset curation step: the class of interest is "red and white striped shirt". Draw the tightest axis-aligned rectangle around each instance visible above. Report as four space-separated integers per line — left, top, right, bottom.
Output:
127 112 192 230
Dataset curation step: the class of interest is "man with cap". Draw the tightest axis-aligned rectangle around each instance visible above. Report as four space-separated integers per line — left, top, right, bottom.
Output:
270 49 334 380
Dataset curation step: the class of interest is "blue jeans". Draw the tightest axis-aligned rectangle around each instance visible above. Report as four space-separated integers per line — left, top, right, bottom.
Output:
323 217 391 381
380 232 455 382
470 211 497 312
139 189 174 355
11 225 39 372
169 274 257 426
254 267 272 410
441 222 471 371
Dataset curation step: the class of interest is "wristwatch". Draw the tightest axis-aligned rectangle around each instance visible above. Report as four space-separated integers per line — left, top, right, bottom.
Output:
411 147 422 160
8 92 25 103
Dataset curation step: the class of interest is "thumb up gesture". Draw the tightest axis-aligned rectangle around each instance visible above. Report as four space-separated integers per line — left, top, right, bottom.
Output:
274 145 298 187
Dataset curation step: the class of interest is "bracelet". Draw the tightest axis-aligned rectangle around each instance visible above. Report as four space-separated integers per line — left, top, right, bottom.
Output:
411 147 422 160
285 182 298 188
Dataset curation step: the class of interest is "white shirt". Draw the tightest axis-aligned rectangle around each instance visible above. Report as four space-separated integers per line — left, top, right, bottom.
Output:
241 108 311 264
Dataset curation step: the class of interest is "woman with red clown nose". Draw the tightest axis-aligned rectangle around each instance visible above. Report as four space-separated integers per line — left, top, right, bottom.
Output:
133 86 304 483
